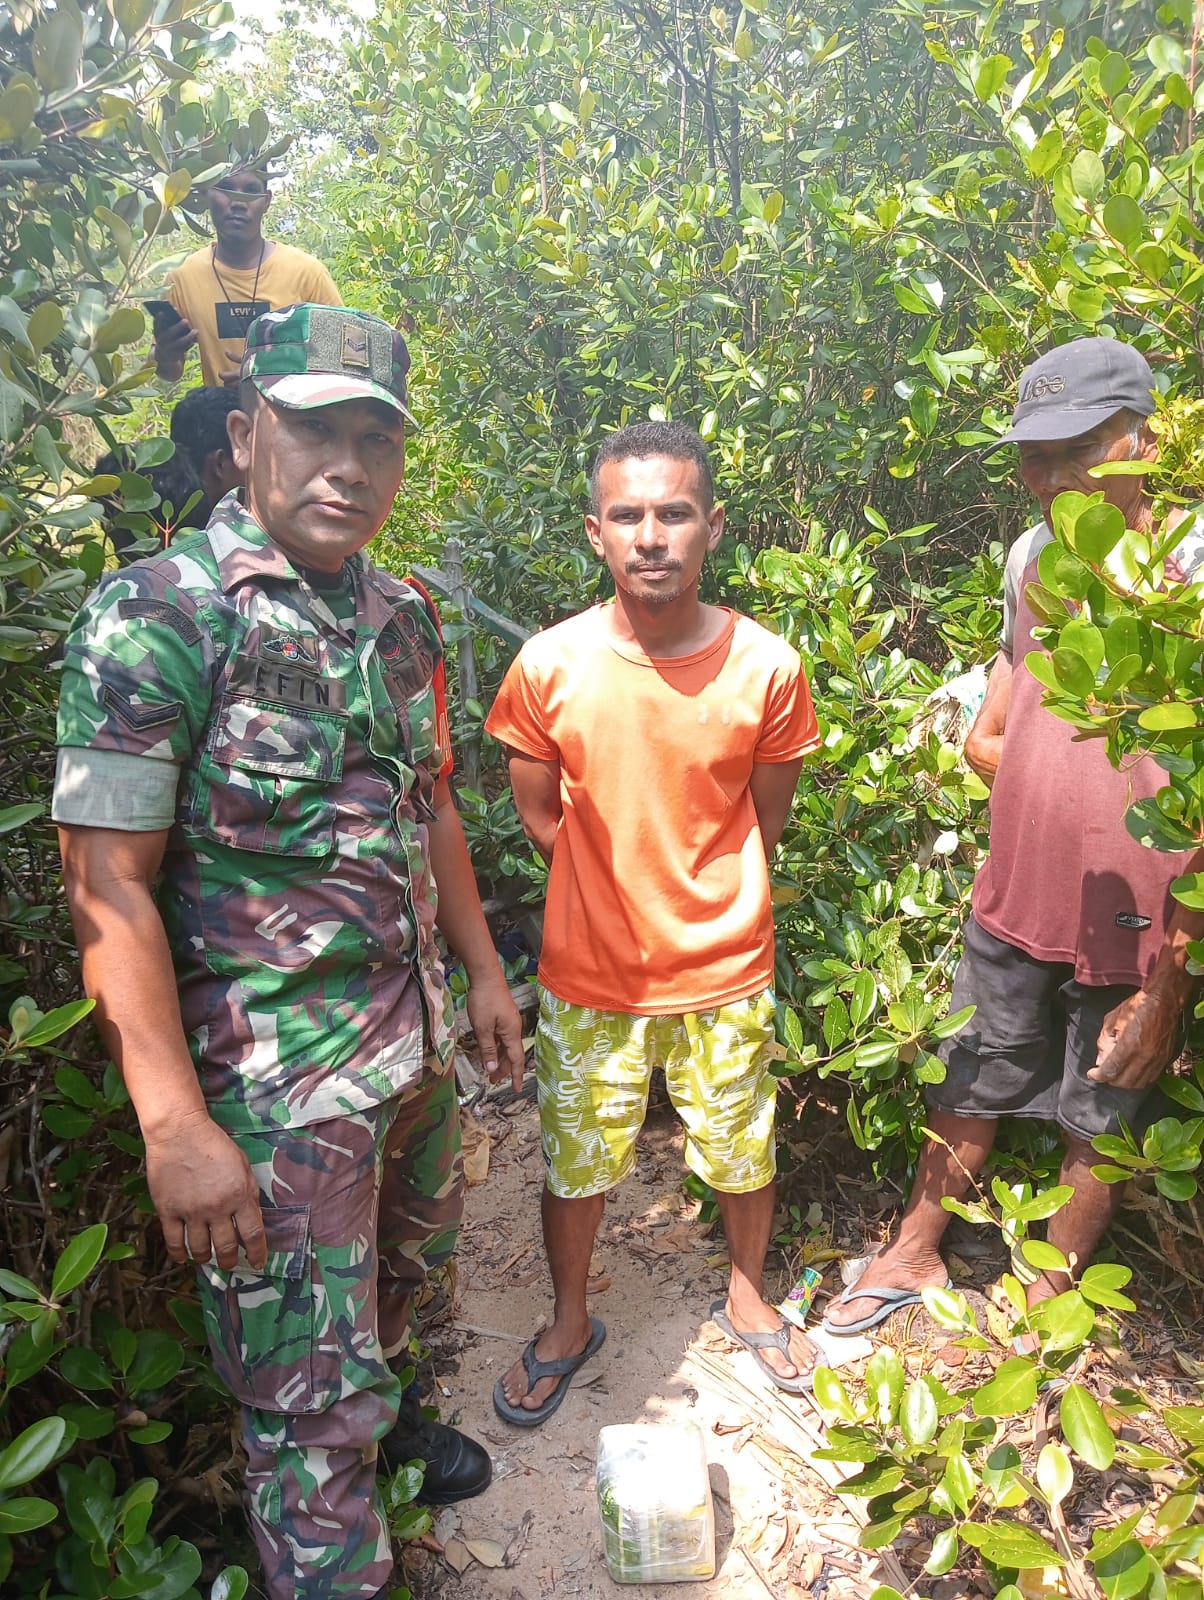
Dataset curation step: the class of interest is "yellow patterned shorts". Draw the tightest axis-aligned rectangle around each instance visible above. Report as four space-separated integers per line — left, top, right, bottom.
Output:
534 986 778 1200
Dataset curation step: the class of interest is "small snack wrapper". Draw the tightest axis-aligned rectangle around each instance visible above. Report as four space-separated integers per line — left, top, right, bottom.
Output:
778 1265 824 1330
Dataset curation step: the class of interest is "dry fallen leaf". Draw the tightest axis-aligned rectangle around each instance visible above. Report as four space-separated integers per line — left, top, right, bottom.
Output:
1172 1348 1204 1379
799 1550 824 1586
985 1303 1014 1348
463 1538 507 1568
586 1274 612 1295
443 1538 472 1574
462 1123 491 1186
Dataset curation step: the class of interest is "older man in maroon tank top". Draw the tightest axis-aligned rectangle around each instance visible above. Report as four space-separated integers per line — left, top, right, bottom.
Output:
824 338 1202 1340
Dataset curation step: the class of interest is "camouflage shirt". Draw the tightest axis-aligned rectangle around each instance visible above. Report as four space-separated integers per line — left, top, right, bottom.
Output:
55 494 457 1135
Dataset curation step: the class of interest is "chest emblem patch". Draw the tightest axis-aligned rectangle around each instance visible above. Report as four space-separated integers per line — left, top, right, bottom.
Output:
1114 912 1152 930
263 633 318 668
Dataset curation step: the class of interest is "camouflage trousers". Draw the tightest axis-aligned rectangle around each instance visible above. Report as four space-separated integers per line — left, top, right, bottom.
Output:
196 1071 463 1600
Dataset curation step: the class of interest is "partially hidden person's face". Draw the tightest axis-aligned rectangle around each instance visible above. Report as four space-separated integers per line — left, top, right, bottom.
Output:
586 454 724 609
209 172 271 249
200 440 245 514
228 395 406 572
1017 410 1158 535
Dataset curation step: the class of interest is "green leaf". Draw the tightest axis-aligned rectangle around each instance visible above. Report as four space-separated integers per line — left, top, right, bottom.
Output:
1058 617 1105 673
0 81 37 141
1102 195 1144 251
1020 1238 1070 1274
92 305 146 352
1051 647 1096 697
960 1520 1064 1569
900 1378 938 1446
0 803 44 835
1070 149 1106 203
27 301 65 353
1060 1382 1115 1470
0 374 29 442
939 1450 976 1515
1171 871 1204 912
1094 1538 1157 1600
866 1348 904 1423
974 53 1011 102
157 169 193 209
920 1284 970 1329
781 1005 804 1056
0 1496 58 1534
1068 501 1126 565
116 0 157 38
1137 702 1197 731
51 1222 108 1300
31 0 85 92
823 995 850 1051
127 1421 173 1444
0 1267 40 1299
58 1346 115 1392
1036 1441 1073 1506
1098 51 1130 97
210 1569 250 1600
849 970 876 1029
21 998 95 1048
1077 1263 1135 1311
1155 1169 1197 1201
0 1417 68 1492
924 1526 958 1575
831 1457 904 1497
972 1356 1040 1417
1027 126 1063 177
812 1367 856 1421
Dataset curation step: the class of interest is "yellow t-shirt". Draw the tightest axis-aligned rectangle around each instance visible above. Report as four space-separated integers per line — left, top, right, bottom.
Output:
486 605 821 1014
167 241 342 386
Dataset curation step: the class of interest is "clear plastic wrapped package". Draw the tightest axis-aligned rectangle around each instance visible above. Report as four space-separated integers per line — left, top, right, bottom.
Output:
596 1422 716 1584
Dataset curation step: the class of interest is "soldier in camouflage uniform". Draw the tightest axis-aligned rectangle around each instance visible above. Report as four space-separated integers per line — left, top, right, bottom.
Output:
54 304 524 1600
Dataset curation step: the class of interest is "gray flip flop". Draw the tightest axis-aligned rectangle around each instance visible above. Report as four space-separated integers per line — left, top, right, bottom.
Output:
492 1317 606 1428
821 1278 953 1336
709 1300 815 1395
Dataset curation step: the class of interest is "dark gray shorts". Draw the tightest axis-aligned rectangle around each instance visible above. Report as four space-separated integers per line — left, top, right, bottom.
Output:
927 915 1162 1141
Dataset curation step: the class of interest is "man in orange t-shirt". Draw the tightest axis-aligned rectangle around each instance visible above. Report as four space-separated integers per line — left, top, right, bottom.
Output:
485 421 821 1424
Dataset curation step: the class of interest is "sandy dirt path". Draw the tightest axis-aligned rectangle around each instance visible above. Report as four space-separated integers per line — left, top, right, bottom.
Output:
407 1083 894 1600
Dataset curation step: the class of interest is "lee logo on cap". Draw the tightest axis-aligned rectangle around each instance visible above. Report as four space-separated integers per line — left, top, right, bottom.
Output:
341 324 371 370
1019 373 1066 403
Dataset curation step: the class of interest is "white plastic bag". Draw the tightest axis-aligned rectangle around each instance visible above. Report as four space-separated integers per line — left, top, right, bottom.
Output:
596 1422 716 1584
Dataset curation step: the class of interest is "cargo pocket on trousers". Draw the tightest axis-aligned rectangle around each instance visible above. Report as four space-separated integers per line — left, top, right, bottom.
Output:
199 1204 322 1413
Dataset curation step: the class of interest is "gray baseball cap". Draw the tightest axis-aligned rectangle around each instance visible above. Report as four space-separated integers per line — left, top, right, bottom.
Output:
999 337 1155 444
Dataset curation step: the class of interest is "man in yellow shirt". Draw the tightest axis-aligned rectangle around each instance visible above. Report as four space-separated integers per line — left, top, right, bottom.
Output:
152 167 341 387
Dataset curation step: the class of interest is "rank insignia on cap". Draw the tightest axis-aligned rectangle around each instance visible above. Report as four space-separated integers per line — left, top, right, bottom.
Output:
341 323 371 370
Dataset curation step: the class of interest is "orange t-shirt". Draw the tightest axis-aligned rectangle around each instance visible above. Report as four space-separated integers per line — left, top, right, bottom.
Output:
485 605 820 1013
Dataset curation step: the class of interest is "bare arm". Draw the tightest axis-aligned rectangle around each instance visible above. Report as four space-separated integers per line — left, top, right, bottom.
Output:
963 652 1013 788
1092 848 1204 1091
749 757 805 857
507 750 563 866
427 775 525 1090
57 824 266 1270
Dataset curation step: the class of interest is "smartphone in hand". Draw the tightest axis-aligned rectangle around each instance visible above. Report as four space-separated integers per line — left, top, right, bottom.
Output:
145 299 183 329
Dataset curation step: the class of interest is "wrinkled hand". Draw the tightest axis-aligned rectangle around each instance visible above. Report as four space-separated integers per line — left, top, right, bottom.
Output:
152 313 197 380
464 969 526 1092
1090 987 1182 1093
144 1111 266 1270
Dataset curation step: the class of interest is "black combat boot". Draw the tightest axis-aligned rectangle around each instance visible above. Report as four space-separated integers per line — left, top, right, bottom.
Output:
379 1396 492 1502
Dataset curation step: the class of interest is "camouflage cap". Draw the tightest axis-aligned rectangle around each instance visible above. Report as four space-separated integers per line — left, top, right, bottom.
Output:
242 303 417 426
